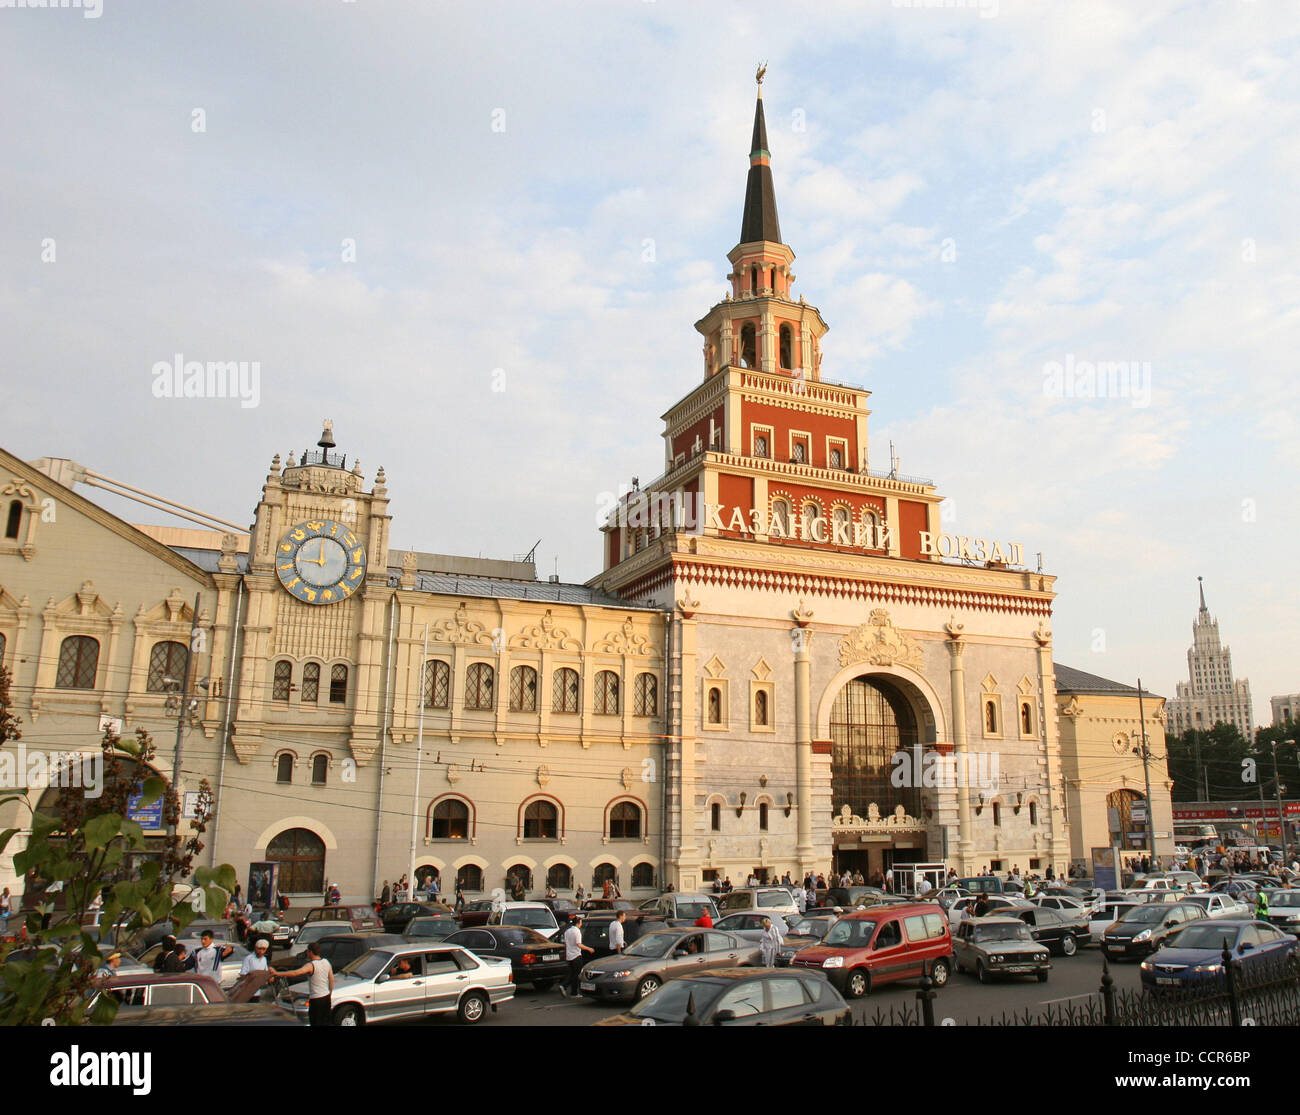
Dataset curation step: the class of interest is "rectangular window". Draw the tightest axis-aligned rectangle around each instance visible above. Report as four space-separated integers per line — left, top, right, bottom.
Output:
329 665 348 704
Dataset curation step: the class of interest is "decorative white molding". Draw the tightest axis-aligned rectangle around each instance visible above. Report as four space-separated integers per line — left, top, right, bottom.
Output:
837 609 923 671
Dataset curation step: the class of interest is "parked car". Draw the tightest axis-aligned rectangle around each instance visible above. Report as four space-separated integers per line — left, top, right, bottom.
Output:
286 943 515 1026
580 898 638 913
947 894 1030 929
111 1001 300 1026
485 902 562 939
380 901 447 934
952 917 1052 983
950 877 1012 896
712 911 796 944
276 931 407 985
535 897 581 919
270 920 351 968
1182 893 1252 920
442 925 568 989
932 887 973 912
1032 895 1088 913
89 968 283 1013
578 927 761 1002
1210 878 1261 899
1263 889 1300 935
455 900 496 927
1101 902 1203 961
1087 901 1142 945
996 906 1091 957
133 938 250 989
574 911 665 958
775 914 841 966
594 967 851 1026
637 894 720 925
402 915 461 943
716 887 799 918
1140 919 1298 991
789 902 953 999
299 905 381 932
1164 871 1209 893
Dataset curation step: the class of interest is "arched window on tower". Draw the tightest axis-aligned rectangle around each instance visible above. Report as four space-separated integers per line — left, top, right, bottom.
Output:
740 323 757 368
779 324 793 369
4 501 21 540
770 500 790 537
750 265 758 293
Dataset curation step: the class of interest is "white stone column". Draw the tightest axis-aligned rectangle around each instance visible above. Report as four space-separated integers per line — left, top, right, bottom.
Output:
945 619 973 873
793 612 815 872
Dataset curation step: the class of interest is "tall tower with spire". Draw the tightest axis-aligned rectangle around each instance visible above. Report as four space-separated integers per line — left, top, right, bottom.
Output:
1167 577 1255 739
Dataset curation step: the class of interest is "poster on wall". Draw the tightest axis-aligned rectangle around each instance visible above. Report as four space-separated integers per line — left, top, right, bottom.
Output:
247 862 279 912
1092 846 1118 891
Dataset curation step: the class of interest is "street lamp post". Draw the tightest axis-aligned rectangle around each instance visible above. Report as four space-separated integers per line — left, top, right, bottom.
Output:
1135 679 1155 862
1275 739 1293 867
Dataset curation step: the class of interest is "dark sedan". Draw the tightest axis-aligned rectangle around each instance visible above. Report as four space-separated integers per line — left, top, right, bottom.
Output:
594 968 850 1027
380 901 446 934
576 911 664 958
1140 920 1298 991
274 931 406 983
442 926 568 989
997 906 1091 956
1102 902 1203 961
402 915 461 943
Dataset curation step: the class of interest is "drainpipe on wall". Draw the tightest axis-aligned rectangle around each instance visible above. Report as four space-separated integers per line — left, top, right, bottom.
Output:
661 608 673 888
372 592 397 901
209 578 244 866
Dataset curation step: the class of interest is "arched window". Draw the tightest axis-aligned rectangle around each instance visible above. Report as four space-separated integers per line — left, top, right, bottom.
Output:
740 323 757 368
749 265 758 293
329 664 348 704
505 863 534 891
609 801 642 840
509 665 538 712
552 667 579 713
55 636 99 690
707 687 722 725
633 673 657 717
833 507 850 542
546 863 572 890
429 798 470 840
779 324 793 369
266 827 324 894
754 690 769 726
276 753 294 783
753 433 769 459
311 754 328 785
424 660 450 709
759 802 769 831
711 802 722 831
523 799 559 840
829 446 843 469
4 500 21 540
770 500 790 536
302 662 320 703
984 700 998 734
146 641 188 693
1020 701 1034 734
1029 801 1039 826
0 632 6 667
457 864 483 892
593 863 618 889
992 802 1002 827
464 663 494 710
272 660 292 701
595 670 620 715
802 503 820 538
631 862 655 888
415 865 440 889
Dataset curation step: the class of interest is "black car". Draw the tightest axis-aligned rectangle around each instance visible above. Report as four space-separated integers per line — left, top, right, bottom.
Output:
535 897 581 919
380 902 446 934
577 911 664 958
276 931 406 983
402 915 461 943
997 906 1091 957
1102 902 1203 961
442 926 568 989
594 968 851 1027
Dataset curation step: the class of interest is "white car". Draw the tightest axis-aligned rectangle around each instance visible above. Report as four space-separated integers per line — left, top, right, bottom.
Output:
1181 893 1250 920
1033 895 1088 912
1086 901 1144 944
947 895 1031 928
485 902 561 939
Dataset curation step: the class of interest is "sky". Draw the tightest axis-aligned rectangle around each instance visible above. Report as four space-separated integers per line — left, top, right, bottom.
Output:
2 0 1297 725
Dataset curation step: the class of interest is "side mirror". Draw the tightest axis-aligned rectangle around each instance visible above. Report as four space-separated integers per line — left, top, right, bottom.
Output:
376 973 390 984
1239 942 1254 952
712 1009 736 1025
1165 920 1177 928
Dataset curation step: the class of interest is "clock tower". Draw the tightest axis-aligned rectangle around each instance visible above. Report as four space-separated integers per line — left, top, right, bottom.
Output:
233 422 393 764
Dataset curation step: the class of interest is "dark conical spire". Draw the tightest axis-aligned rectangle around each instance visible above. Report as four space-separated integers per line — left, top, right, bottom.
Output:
1198 576 1207 613
740 71 782 244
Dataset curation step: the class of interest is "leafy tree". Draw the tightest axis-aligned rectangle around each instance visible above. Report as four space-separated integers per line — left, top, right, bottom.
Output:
0 664 236 1024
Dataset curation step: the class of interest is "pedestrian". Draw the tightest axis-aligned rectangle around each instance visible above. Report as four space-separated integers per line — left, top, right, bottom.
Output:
602 876 615 899
560 916 594 998
96 951 123 981
1255 888 1270 921
428 874 440 901
279 942 334 1026
884 867 894 894
380 880 391 905
760 917 780 967
694 908 713 928
153 935 180 973
167 943 189 972
241 939 272 975
454 884 465 914
608 910 627 954
328 883 341 905
804 884 816 911
0 886 11 933
794 886 806 914
190 930 234 978
545 882 557 900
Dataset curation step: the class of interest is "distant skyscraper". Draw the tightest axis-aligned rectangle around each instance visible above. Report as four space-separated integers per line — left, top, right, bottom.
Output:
1167 578 1254 739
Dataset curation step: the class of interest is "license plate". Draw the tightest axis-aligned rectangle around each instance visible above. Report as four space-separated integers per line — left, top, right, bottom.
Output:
1004 966 1032 973
1157 977 1179 986
579 981 596 991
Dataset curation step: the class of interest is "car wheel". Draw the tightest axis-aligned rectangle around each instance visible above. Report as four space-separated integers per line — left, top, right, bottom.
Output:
930 958 951 987
1036 970 1049 983
976 961 990 985
845 969 869 999
333 1004 363 1027
458 991 488 1024
1061 934 1078 957
635 976 661 1000
532 979 556 992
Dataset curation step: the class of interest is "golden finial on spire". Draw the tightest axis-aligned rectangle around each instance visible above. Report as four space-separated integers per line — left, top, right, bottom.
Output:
756 61 767 89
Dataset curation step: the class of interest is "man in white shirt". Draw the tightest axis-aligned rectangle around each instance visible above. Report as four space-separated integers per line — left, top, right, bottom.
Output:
189 930 234 979
559 915 594 999
608 910 627 955
240 939 271 975
279 941 334 1025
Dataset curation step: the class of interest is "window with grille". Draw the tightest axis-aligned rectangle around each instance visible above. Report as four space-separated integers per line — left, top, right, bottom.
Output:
633 673 657 717
276 754 293 783
523 799 558 839
464 663 494 709
829 446 843 469
593 863 617 888
707 687 722 724
430 798 470 840
770 501 790 535
610 801 641 840
424 659 450 708
329 664 348 704
552 667 579 713
792 441 807 464
266 827 325 893
146 641 188 693
546 863 572 889
754 689 769 726
272 660 292 701
509 665 538 712
294 662 316 703
456 864 483 891
56 636 99 690
754 434 769 458
631 862 654 888
311 754 328 785
595 670 620 715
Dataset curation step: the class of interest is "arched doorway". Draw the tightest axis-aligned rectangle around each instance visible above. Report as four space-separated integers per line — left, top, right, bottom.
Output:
266 827 326 894
1107 788 1147 853
828 675 927 879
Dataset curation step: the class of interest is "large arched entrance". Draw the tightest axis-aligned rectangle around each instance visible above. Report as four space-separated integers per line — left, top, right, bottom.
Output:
828 674 930 879
1107 788 1148 854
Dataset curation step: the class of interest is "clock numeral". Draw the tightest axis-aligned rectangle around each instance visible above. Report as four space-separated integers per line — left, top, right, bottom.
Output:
343 532 357 547
291 529 306 541
351 549 364 563
307 520 324 532
348 568 363 581
303 588 317 602
321 589 333 600
278 563 294 572
279 543 293 553
329 523 340 537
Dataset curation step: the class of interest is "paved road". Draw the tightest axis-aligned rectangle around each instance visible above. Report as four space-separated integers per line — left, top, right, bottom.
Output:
474 946 1149 1027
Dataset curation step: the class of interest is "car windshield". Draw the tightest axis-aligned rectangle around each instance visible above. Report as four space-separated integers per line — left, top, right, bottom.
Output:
972 924 1033 943
297 924 348 946
504 910 554 928
1269 892 1300 907
823 919 876 947
1171 925 1239 950
342 950 395 980
628 979 724 1022
1121 906 1170 924
789 918 832 938
499 928 551 945
675 903 714 920
625 933 677 959
406 918 457 937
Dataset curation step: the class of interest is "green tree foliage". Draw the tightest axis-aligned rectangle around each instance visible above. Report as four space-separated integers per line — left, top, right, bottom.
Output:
0 664 237 1024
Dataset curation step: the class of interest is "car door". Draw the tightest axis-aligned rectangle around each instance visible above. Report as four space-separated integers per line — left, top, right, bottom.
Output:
703 931 745 969
371 954 425 1020
952 921 972 966
869 918 908 985
422 949 472 1014
664 932 708 977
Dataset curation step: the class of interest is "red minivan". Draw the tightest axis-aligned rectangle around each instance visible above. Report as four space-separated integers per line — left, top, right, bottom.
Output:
790 902 953 998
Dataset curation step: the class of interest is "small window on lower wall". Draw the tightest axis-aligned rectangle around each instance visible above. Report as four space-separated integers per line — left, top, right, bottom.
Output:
711 802 721 831
546 863 572 890
631 862 654 888
456 864 483 891
329 664 348 704
276 754 293 784
311 754 328 785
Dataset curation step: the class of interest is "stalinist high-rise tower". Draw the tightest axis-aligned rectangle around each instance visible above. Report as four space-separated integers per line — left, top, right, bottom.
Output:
1167 578 1254 739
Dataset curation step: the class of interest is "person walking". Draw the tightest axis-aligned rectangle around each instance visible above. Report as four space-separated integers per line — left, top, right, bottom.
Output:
278 942 334 1025
153 935 181 973
608 910 627 955
240 939 272 975
1255 888 1270 922
760 917 781 967
559 916 593 998
380 880 391 906
884 867 895 894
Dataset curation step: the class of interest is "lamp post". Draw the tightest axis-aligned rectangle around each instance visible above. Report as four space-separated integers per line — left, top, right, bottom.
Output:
1275 739 1293 867
1135 679 1155 862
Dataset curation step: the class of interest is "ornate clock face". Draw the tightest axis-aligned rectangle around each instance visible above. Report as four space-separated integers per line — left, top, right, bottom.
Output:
276 520 366 605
